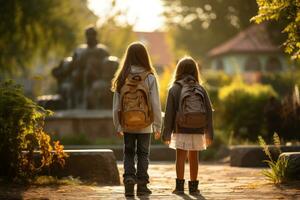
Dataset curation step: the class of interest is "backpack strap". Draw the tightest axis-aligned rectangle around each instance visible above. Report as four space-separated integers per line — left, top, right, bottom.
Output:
175 75 196 86
126 71 152 84
140 71 153 80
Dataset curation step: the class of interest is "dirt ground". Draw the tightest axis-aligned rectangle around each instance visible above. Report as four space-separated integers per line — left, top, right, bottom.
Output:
1 162 299 200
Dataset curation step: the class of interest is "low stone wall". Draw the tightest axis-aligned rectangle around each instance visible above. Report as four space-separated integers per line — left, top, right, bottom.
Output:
44 110 115 138
44 149 120 185
280 152 300 180
64 145 176 161
230 145 300 167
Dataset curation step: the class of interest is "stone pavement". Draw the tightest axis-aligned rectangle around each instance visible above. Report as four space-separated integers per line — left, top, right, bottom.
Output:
3 162 300 200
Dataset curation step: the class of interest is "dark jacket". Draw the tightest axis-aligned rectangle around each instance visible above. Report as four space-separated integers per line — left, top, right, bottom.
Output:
162 82 214 141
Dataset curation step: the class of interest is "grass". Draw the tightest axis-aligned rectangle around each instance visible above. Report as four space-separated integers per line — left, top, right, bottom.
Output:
32 176 82 186
258 133 289 184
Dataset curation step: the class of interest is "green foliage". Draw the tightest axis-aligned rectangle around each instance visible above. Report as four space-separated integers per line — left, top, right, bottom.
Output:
218 77 277 141
97 19 137 58
251 0 300 60
203 71 232 88
200 130 229 161
0 81 67 181
203 71 232 108
261 71 300 96
33 176 81 186
0 0 97 76
159 66 175 109
258 133 289 184
162 0 259 59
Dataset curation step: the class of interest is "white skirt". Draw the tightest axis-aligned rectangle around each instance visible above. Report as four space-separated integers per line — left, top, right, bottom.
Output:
169 133 207 151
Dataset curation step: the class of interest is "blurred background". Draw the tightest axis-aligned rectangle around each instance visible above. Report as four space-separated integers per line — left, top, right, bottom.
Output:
0 0 299 160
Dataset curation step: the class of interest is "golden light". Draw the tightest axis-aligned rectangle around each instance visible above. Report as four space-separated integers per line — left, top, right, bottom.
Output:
88 0 164 32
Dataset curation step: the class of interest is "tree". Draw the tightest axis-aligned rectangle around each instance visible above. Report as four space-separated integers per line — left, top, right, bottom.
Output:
96 9 137 58
162 0 259 60
251 0 300 60
0 0 97 77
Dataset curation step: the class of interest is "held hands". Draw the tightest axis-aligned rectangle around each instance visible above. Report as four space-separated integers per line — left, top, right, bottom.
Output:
206 137 212 147
164 140 170 145
117 132 124 137
154 131 161 140
154 131 169 144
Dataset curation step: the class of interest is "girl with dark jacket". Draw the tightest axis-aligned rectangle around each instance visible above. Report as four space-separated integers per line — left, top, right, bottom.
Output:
162 57 214 195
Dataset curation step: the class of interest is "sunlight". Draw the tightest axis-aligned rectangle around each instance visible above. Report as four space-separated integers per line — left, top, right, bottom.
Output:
88 0 164 32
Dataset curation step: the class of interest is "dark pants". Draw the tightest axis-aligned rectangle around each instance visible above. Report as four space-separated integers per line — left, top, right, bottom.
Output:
123 133 151 184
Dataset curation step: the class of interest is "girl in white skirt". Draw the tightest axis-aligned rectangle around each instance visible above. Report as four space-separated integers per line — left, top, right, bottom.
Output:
162 57 214 195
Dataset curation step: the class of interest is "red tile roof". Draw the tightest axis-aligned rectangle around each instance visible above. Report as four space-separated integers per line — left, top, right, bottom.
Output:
135 32 174 66
208 23 281 57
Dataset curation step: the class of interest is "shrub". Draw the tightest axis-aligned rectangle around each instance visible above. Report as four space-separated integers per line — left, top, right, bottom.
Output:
0 81 67 181
218 77 277 141
261 71 300 96
159 66 174 109
203 71 232 88
200 129 229 161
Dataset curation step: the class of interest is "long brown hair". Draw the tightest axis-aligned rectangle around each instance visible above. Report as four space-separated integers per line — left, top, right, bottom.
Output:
172 56 202 84
111 42 157 92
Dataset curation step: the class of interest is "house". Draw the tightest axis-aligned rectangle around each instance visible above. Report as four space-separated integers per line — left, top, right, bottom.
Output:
135 31 174 73
207 23 291 82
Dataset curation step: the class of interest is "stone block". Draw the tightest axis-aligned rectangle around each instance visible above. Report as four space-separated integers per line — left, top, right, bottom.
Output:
46 149 120 185
280 152 300 180
230 145 300 167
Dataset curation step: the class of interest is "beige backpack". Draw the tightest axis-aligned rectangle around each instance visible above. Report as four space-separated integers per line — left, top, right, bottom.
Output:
119 71 153 130
176 75 208 130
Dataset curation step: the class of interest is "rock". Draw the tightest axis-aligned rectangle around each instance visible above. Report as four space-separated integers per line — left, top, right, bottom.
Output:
279 152 300 180
45 149 120 185
216 145 230 159
230 145 300 167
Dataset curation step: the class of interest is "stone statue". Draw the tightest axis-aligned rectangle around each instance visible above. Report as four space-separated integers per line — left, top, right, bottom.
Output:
52 57 73 108
87 56 119 109
51 26 119 110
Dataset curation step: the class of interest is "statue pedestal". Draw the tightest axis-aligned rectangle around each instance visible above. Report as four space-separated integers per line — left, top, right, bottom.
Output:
44 109 115 139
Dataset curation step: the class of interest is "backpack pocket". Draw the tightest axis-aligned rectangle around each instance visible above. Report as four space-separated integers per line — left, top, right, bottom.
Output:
176 112 207 129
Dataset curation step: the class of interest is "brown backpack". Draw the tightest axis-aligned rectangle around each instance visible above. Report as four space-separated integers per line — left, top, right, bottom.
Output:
176 75 208 130
119 71 153 130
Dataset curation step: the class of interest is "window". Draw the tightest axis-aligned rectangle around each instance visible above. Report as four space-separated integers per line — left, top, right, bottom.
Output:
216 59 224 70
265 57 282 72
244 56 262 72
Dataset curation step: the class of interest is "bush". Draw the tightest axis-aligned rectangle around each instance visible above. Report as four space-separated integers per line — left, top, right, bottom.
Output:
202 71 232 106
0 81 67 181
159 66 174 110
261 71 300 96
200 129 229 161
203 71 232 88
218 77 277 141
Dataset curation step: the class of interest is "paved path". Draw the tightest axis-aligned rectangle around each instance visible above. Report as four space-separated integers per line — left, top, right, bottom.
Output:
2 162 300 200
